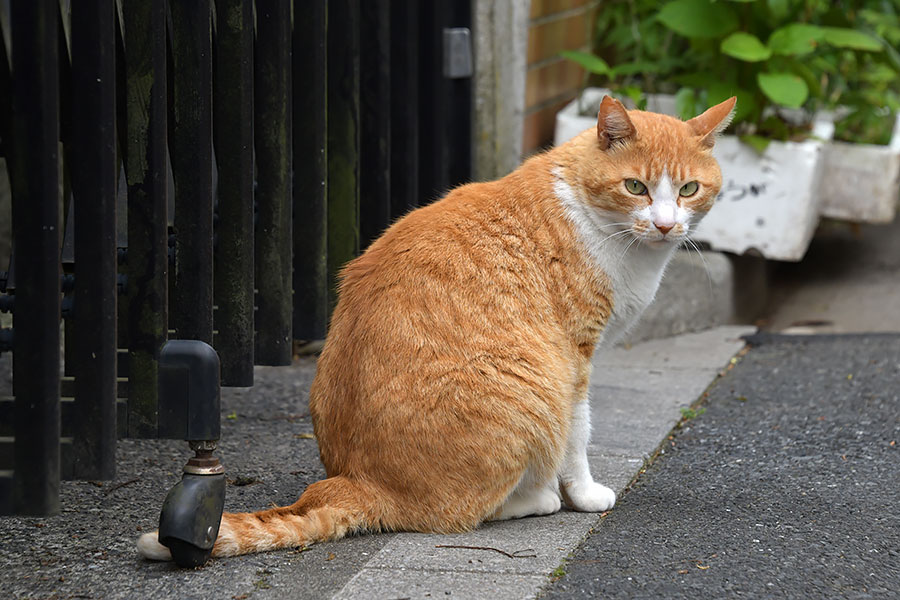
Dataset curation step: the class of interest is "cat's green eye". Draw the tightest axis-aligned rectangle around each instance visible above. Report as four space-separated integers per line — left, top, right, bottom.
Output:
624 179 647 195
679 181 699 197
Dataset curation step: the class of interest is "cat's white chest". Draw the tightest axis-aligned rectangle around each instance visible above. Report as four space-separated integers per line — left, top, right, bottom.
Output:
593 248 671 344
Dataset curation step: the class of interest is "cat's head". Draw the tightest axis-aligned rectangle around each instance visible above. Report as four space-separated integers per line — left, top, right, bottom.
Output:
566 95 735 247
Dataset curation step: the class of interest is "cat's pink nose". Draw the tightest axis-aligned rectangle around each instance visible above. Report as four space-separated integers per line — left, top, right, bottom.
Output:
655 222 673 235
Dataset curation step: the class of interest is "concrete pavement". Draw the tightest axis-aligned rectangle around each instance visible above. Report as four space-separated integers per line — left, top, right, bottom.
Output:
763 218 900 335
0 326 753 600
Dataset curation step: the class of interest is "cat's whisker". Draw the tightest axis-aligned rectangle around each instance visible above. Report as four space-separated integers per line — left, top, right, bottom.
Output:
685 238 714 294
616 234 640 267
596 222 633 230
595 229 633 247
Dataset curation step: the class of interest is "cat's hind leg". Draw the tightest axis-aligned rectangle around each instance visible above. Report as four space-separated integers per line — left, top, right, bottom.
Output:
491 479 561 521
557 400 616 512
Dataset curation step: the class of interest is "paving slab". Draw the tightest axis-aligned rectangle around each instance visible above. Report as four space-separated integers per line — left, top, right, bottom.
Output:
335 569 549 600
0 326 753 600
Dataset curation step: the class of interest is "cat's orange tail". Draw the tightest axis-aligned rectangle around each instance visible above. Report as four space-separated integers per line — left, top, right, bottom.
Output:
137 476 383 560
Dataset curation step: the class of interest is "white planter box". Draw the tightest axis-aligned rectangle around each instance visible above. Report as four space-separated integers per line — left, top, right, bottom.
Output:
554 88 606 146
693 128 830 261
554 88 832 261
819 113 900 224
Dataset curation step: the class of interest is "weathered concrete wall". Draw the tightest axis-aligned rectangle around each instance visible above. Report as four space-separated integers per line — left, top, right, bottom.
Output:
472 0 530 181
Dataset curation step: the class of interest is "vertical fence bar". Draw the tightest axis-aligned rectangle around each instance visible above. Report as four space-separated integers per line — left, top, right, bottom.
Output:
359 0 391 250
213 0 254 385
441 2 473 189
9 0 61 515
390 0 420 216
59 8 75 383
417 2 442 201
123 0 168 437
170 0 214 344
417 2 473 202
0 12 11 160
254 0 293 365
70 0 117 479
292 0 328 342
326 0 360 309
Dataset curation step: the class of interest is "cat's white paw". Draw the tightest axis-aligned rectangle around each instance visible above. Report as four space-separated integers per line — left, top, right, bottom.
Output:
563 481 616 512
494 485 562 520
533 487 563 516
137 531 173 561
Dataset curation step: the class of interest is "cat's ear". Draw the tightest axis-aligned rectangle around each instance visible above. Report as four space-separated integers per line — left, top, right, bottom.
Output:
596 96 636 150
687 97 737 148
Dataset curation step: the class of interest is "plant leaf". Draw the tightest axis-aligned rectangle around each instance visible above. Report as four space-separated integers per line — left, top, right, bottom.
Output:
881 41 900 74
721 32 772 62
619 86 646 109
656 0 738 39
675 87 698 120
767 0 791 22
767 24 826 56
860 63 897 84
610 61 664 77
783 59 823 99
757 72 809 108
740 134 771 154
673 72 726 89
707 83 756 124
559 50 611 75
822 27 883 52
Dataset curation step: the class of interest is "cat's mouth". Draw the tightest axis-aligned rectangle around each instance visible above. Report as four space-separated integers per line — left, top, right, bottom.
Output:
630 222 688 246
644 237 678 248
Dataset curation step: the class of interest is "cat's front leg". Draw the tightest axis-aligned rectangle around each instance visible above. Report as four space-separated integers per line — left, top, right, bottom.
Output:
558 399 616 512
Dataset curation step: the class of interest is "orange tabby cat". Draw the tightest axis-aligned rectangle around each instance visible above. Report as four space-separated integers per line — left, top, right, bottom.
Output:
138 96 736 560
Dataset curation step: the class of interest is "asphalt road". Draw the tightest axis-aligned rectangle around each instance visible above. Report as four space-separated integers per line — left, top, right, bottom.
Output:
543 333 900 599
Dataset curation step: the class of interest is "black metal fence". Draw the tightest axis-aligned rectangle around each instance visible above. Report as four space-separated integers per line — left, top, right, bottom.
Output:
0 0 473 515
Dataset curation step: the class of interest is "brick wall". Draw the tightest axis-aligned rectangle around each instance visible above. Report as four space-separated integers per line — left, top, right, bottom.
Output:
522 0 600 155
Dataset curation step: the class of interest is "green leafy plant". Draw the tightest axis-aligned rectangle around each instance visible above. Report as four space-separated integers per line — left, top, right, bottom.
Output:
679 406 706 420
562 0 900 145
550 563 567 581
656 0 895 141
820 4 900 144
561 0 692 108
